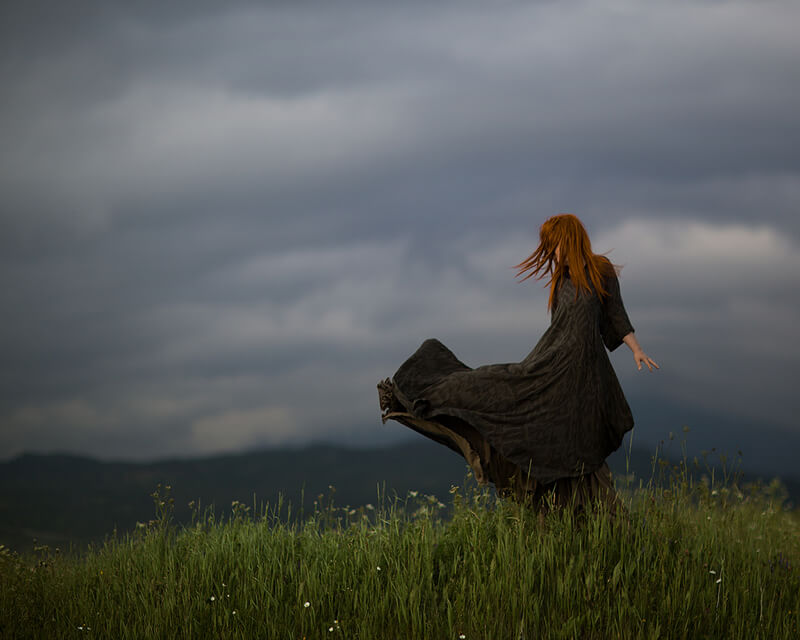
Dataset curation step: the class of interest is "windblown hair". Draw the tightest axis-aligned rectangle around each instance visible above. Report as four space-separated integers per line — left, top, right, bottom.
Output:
513 214 618 310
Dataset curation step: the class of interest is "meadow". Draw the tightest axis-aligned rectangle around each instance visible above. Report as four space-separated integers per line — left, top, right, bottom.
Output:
1 451 798 639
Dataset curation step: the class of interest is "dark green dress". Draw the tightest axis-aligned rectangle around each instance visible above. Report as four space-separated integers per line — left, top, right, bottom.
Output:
379 265 634 508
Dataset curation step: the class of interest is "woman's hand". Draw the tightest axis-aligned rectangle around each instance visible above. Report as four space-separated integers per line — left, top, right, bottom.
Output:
622 332 659 372
633 349 659 372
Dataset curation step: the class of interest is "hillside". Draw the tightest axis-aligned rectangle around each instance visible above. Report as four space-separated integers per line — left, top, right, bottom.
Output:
1 439 796 553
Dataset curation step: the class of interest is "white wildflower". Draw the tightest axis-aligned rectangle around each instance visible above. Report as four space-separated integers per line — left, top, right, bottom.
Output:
304 601 310 608
329 627 334 632
409 490 419 497
377 566 382 571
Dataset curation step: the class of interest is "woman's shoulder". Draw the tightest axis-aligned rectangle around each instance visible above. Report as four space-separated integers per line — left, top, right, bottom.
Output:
594 254 614 270
593 255 621 280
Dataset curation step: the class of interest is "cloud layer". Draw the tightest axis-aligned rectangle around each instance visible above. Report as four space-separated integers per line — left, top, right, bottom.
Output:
1 1 798 465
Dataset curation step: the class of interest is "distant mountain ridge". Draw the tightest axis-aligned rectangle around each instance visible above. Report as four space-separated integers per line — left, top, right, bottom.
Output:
1 440 796 554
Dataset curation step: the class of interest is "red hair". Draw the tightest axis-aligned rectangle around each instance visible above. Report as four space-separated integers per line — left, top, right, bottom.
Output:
513 214 618 310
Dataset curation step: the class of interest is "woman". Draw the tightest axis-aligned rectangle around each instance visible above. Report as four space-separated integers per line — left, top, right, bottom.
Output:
377 214 658 513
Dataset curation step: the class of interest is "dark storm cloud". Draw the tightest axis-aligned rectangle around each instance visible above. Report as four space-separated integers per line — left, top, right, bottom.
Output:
1 0 799 464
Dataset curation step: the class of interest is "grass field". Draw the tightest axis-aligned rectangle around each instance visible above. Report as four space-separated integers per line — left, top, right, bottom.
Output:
1 452 798 639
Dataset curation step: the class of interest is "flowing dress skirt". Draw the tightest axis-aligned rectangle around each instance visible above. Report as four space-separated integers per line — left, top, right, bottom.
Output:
379 379 620 514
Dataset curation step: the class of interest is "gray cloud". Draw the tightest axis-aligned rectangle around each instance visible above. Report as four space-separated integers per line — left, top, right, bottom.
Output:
1 1 799 465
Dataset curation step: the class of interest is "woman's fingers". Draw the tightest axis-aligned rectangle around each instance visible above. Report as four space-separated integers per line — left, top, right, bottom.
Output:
636 354 659 372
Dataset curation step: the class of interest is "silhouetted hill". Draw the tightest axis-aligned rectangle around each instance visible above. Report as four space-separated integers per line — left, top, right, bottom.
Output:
0 440 469 553
1 439 796 554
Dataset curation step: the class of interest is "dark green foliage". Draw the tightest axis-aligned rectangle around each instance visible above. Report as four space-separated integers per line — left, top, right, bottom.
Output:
1 466 798 639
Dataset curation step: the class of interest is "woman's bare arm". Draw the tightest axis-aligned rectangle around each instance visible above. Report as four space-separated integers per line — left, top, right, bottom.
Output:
622 332 659 372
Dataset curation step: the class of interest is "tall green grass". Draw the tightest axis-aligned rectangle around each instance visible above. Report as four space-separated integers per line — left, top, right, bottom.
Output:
1 456 798 639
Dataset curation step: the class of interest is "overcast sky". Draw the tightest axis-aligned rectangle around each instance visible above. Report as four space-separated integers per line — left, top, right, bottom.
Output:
1 0 799 472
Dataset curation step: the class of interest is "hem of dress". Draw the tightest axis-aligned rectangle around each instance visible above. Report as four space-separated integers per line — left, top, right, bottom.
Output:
381 407 621 514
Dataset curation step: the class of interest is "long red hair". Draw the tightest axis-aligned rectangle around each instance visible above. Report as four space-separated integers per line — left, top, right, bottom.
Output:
513 214 618 310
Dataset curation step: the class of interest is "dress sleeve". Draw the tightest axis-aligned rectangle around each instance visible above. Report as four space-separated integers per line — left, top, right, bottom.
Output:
600 271 634 352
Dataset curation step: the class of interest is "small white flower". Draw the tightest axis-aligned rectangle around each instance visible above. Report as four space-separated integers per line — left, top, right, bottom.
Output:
366 503 375 510
232 610 237 615
716 578 722 584
409 490 418 497
304 601 311 608
711 490 718 496
377 566 382 571
329 627 334 632
210 596 216 601
460 635 466 639
709 570 716 575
